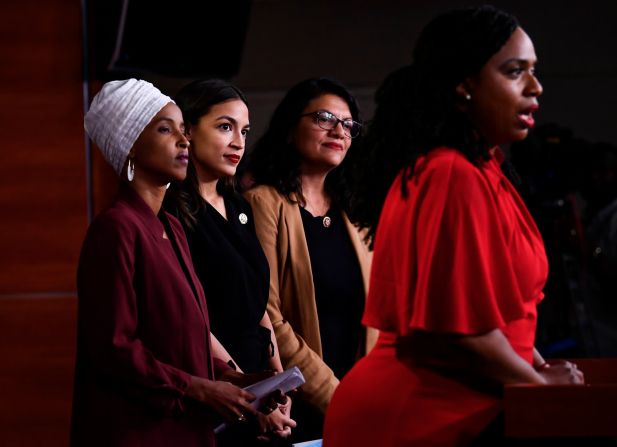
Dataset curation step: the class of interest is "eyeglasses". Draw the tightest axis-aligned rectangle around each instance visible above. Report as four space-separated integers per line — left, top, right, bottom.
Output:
301 110 362 138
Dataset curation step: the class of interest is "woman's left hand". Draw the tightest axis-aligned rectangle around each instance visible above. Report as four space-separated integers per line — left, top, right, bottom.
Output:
277 394 292 416
537 359 585 385
256 398 296 441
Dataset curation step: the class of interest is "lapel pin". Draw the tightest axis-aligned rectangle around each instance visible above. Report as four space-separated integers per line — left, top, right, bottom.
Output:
239 213 248 224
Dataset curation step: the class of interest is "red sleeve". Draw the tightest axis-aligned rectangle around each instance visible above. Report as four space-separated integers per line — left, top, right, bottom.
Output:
364 153 527 335
409 157 526 334
77 214 192 415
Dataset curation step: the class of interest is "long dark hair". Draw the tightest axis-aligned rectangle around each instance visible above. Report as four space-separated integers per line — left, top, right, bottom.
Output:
247 77 361 212
169 79 248 229
350 5 519 246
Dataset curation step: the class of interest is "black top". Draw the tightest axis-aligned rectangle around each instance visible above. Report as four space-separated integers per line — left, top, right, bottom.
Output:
165 192 272 373
299 206 365 379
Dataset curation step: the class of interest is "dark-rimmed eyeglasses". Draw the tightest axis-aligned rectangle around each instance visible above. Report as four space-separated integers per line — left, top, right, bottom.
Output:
301 110 362 138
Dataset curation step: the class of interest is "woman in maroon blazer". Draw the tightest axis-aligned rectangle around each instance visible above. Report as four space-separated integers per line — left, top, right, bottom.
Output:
71 79 258 446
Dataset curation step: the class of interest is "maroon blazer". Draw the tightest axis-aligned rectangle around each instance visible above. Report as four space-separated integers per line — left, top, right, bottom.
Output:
71 185 224 447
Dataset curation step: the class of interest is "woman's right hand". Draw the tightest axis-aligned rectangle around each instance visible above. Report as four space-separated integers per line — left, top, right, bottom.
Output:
186 376 257 421
256 406 297 441
537 360 585 385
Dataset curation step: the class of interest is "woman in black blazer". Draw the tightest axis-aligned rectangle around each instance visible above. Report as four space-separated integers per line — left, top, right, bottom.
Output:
164 79 295 445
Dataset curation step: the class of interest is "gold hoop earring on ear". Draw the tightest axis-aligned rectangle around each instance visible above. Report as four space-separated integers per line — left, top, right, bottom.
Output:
127 158 135 182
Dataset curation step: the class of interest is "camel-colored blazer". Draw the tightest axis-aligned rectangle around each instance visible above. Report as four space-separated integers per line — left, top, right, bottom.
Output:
245 185 377 413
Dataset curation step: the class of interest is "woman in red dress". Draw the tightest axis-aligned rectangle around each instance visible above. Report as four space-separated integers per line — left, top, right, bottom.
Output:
323 6 584 447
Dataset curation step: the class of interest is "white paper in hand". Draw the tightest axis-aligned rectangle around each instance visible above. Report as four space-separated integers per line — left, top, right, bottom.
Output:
214 366 305 434
244 366 305 410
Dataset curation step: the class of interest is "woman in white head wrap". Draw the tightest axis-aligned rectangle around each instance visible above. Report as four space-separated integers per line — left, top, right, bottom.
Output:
72 79 261 447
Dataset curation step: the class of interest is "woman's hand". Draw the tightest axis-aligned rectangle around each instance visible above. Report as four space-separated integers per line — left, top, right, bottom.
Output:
186 376 256 422
255 397 296 441
278 393 292 416
537 360 585 385
257 389 291 415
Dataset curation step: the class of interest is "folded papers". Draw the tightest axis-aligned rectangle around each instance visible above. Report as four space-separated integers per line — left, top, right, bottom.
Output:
214 366 305 433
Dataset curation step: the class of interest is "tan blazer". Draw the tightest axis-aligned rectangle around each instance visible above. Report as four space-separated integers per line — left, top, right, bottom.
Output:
245 185 377 413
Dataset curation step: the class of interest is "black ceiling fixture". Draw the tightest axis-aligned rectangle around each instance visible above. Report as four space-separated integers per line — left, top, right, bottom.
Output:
87 0 252 79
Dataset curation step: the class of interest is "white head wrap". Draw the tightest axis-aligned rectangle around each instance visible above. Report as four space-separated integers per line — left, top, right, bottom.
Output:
84 79 174 176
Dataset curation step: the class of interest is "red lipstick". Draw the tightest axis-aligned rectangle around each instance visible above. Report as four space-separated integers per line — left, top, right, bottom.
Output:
224 154 241 164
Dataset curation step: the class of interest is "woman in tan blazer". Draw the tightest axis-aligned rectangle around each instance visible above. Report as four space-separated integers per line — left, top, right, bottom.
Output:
244 78 376 443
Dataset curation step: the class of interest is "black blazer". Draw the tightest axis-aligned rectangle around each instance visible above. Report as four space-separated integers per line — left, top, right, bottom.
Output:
165 191 272 373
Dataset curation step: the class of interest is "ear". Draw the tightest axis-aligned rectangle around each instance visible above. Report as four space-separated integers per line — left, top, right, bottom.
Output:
455 80 472 102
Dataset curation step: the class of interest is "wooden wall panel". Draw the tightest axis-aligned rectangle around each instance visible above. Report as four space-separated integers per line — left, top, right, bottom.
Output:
0 0 87 295
0 0 84 445
0 297 76 447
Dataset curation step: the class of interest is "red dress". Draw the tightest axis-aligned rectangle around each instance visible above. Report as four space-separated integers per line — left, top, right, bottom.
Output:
323 147 548 446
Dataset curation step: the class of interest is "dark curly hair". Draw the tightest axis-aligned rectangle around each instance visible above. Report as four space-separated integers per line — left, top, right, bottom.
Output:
349 5 519 247
246 77 361 212
168 79 248 230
